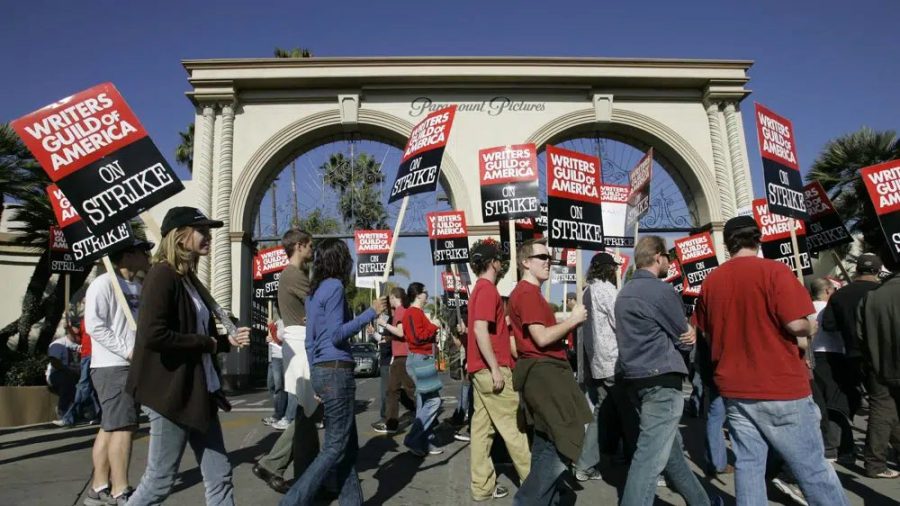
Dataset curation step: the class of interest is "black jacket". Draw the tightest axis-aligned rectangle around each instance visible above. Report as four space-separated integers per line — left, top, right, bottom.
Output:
822 279 879 359
126 263 230 432
858 274 900 387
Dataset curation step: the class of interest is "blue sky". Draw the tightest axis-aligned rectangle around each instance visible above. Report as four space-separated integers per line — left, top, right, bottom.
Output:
3 0 898 300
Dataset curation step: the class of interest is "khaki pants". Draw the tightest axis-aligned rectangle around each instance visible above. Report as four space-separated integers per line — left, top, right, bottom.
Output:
470 367 531 499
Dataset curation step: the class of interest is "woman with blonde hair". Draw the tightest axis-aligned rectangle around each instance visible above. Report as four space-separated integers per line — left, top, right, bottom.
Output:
127 207 250 506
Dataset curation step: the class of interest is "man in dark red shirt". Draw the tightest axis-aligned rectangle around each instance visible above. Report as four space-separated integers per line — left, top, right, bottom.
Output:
466 241 531 501
695 216 849 506
508 239 589 505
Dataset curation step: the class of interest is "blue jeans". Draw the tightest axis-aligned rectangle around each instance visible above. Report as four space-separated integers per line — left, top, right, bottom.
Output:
575 377 614 472
513 431 566 506
281 366 362 506
268 358 287 420
725 396 850 506
404 353 443 453
129 407 234 506
456 379 472 421
63 357 100 424
706 391 727 473
622 385 710 506
48 369 76 420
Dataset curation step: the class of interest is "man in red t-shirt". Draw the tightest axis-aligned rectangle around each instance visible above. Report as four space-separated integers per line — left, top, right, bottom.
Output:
508 239 590 505
466 241 531 501
372 287 416 433
695 216 849 506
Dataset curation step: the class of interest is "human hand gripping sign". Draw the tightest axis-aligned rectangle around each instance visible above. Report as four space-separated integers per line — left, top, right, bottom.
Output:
229 327 252 348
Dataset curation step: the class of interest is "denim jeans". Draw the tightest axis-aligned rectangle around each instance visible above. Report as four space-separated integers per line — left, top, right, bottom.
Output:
621 385 710 506
575 377 613 472
725 396 850 506
705 390 727 473
456 379 472 421
513 431 566 506
129 407 234 506
404 353 443 454
63 357 100 424
48 370 76 419
268 358 287 420
379 363 390 420
281 366 361 506
284 393 298 423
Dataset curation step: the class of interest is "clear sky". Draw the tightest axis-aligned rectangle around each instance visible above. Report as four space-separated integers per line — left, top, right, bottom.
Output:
3 0 898 301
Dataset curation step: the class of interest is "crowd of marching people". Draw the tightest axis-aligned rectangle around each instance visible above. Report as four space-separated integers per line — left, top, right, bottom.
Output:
51 207 900 506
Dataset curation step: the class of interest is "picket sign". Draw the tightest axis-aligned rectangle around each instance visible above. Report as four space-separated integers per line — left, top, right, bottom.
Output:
382 196 409 284
788 219 803 282
63 275 70 320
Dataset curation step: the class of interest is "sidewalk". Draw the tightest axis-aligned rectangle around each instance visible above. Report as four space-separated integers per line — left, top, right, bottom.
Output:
0 375 896 505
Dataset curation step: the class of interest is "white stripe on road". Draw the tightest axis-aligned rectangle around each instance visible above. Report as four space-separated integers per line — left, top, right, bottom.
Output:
247 400 268 406
230 408 274 412
230 399 247 406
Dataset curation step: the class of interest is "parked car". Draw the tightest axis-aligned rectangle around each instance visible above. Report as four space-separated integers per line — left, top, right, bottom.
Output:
351 343 379 377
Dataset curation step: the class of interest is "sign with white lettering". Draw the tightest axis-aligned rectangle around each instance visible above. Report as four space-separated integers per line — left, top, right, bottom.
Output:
546 145 604 250
426 210 469 265
252 246 290 300
601 184 634 248
550 248 578 284
49 226 85 274
13 83 185 235
355 230 393 288
388 106 457 203
479 144 540 222
441 270 470 309
499 217 541 259
802 181 852 253
752 198 813 275
755 103 807 220
860 160 900 262
674 232 720 297
625 149 653 230
47 184 135 267
664 256 697 316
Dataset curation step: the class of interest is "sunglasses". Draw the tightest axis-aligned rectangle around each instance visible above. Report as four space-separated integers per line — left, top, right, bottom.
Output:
528 254 552 262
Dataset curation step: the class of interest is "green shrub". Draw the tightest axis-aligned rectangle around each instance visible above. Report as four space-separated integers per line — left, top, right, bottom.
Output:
1 352 48 387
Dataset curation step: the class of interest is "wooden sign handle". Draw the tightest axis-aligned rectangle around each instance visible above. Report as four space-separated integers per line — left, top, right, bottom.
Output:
382 196 409 283
789 218 804 283
102 256 137 331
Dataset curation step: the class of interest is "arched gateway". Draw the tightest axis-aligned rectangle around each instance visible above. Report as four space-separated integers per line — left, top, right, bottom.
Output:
177 57 753 384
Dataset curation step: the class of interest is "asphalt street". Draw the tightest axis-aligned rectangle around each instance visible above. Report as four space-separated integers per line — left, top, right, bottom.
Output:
1 373 897 505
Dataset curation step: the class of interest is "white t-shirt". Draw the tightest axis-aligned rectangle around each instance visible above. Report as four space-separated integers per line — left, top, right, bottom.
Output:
812 300 845 354
85 272 140 368
269 319 285 360
183 278 221 393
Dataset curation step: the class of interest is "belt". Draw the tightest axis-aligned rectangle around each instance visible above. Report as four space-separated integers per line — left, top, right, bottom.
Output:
317 360 355 369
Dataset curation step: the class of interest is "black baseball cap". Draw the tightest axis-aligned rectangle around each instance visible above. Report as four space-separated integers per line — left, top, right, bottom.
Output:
160 207 224 237
590 252 619 268
723 215 759 238
856 253 883 274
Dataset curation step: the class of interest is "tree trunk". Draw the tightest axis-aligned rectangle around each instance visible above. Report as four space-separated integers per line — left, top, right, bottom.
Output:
34 268 90 354
16 249 52 353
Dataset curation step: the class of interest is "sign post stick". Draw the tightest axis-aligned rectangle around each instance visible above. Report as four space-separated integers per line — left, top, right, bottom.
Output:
615 247 623 288
788 218 804 282
102 256 137 330
267 300 273 323
831 250 851 282
63 274 70 318
382 196 409 284
575 249 584 305
508 221 518 283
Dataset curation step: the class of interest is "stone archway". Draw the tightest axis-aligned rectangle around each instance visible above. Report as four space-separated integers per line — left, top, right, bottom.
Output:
171 57 753 383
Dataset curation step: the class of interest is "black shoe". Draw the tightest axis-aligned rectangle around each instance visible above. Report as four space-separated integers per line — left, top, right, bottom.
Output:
252 463 275 482
267 475 291 494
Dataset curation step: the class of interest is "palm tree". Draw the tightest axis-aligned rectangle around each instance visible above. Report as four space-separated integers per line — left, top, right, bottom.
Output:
274 47 313 58
807 127 900 257
321 152 388 231
175 124 194 173
292 207 341 235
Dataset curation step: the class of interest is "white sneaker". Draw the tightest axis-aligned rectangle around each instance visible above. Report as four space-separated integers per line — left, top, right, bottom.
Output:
261 416 278 426
272 418 290 430
771 478 808 506
657 476 667 487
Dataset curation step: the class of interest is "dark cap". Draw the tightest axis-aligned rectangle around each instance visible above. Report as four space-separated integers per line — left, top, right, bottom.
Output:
590 252 620 268
723 215 759 238
856 253 883 274
470 241 501 264
160 207 224 237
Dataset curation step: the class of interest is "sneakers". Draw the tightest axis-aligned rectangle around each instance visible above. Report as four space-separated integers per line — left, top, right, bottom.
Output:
406 445 444 457
656 476 667 487
315 421 324 430
261 416 278 426
113 487 134 506
372 421 398 434
454 428 471 442
84 487 115 506
428 445 444 455
574 467 602 482
473 485 509 501
771 477 808 506
869 469 900 479
271 418 290 430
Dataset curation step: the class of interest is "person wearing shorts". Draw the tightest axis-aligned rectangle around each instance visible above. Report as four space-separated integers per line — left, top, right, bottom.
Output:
83 239 152 506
